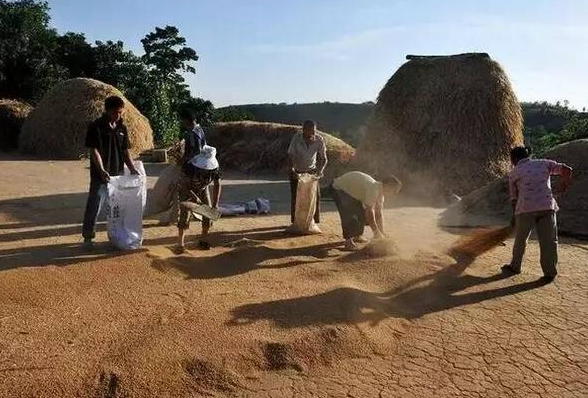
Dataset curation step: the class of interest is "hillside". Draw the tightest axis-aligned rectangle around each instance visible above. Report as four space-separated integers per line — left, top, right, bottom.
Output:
218 101 587 153
216 102 375 145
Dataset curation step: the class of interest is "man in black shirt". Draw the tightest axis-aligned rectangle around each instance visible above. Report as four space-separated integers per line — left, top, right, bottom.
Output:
82 95 139 249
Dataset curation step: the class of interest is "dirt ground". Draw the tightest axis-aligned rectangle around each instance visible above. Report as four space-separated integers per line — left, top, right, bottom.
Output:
0 153 587 398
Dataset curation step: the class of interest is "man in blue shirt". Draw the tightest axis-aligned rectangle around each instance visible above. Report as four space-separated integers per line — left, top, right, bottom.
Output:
180 109 207 168
174 109 216 251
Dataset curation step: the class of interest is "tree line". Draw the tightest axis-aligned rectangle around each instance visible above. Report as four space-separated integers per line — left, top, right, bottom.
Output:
0 0 229 145
522 101 588 154
2 1 585 150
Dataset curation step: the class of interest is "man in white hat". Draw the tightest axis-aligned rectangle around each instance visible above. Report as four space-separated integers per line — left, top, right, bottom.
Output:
177 145 222 252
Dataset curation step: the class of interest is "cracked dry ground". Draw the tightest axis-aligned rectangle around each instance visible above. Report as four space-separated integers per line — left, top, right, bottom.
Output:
0 157 587 397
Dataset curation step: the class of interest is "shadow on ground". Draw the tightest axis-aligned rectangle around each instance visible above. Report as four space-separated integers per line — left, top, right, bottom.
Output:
228 255 550 325
0 241 135 271
151 240 341 279
0 179 301 233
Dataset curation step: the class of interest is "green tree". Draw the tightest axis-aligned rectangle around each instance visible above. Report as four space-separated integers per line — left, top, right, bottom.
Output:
180 97 215 127
55 32 95 77
140 25 198 145
0 0 64 101
214 106 254 122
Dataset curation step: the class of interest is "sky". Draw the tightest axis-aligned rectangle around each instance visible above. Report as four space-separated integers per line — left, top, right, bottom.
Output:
47 0 588 109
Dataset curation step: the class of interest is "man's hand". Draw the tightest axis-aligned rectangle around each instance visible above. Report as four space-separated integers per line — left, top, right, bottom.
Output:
99 169 110 183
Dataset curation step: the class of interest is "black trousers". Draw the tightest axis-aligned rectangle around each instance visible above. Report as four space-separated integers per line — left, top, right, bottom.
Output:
82 179 107 240
331 184 365 240
290 170 320 224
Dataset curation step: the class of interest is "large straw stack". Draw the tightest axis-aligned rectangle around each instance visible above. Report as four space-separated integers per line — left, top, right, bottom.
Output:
359 53 523 197
0 99 33 150
208 121 356 185
20 78 153 159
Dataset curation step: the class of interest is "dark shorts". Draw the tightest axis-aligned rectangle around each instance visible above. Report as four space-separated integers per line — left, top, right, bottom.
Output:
177 168 219 230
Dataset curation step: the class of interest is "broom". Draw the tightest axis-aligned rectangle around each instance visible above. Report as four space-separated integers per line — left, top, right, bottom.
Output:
448 226 514 260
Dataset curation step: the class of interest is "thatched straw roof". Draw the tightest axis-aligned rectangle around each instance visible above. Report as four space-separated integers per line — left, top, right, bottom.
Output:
358 53 523 197
440 139 588 237
19 78 153 159
0 99 33 151
208 121 356 185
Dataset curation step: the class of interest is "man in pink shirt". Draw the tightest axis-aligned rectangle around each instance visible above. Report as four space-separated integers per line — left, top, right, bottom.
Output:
503 147 573 282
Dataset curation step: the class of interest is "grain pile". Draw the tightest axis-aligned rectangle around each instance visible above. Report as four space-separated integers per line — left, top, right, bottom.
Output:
19 78 153 159
0 99 33 150
440 139 588 237
208 121 356 184
358 53 523 197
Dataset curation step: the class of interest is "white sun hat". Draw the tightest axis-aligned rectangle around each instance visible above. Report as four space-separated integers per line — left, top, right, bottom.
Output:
190 145 219 170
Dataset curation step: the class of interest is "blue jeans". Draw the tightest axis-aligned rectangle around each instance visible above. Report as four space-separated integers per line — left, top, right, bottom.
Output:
82 179 107 240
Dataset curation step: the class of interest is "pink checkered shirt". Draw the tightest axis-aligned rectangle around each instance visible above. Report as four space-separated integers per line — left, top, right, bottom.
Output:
509 158 565 215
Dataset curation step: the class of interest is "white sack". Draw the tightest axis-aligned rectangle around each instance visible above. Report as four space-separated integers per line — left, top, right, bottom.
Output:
106 161 147 250
287 173 322 235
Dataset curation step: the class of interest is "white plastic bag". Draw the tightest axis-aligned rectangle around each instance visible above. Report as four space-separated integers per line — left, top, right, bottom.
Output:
106 161 147 250
287 173 322 235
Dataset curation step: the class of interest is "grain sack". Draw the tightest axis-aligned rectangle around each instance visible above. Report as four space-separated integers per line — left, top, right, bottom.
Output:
287 173 321 234
106 162 147 250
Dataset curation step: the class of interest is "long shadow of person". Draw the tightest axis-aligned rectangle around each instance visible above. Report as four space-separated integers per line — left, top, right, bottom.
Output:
0 241 134 271
228 254 549 328
151 241 341 280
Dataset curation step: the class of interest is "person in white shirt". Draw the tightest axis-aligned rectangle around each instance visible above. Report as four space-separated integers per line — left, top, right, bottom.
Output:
331 171 402 251
287 120 328 225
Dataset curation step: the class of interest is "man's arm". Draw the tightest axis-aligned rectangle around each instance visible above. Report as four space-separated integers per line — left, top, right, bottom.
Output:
120 127 138 174
287 135 297 174
508 175 518 226
316 138 328 177
124 149 139 175
365 206 384 239
375 204 385 236
91 148 110 183
211 179 222 208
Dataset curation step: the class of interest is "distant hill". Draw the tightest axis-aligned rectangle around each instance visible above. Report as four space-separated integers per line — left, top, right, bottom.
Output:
217 101 586 151
216 102 375 146
521 102 574 132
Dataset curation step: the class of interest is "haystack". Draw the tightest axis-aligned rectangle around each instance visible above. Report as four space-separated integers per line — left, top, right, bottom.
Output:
208 121 356 185
358 53 523 197
0 99 33 150
20 78 153 159
440 139 588 237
